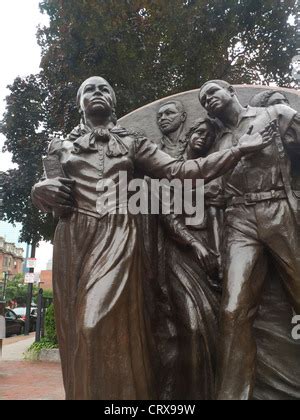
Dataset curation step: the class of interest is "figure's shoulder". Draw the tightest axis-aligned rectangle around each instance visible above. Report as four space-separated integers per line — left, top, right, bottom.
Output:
114 125 146 139
265 105 298 135
113 125 151 151
270 104 297 120
47 137 64 155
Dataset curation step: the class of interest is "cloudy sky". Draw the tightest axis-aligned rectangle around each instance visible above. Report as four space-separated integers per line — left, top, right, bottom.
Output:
0 0 52 271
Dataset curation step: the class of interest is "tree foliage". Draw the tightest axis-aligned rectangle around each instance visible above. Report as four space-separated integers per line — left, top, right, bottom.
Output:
5 276 39 306
0 0 297 241
44 303 58 345
0 75 56 243
36 0 297 134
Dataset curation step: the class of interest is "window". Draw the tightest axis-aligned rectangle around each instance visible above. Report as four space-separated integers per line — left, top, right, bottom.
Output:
5 310 16 320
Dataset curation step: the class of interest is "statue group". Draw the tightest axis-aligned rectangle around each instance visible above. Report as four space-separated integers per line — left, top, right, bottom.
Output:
32 77 300 400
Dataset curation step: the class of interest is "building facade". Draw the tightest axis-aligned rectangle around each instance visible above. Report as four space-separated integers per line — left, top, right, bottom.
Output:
39 270 53 291
0 236 24 279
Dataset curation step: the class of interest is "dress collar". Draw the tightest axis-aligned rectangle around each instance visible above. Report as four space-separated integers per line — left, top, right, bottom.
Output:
69 124 130 157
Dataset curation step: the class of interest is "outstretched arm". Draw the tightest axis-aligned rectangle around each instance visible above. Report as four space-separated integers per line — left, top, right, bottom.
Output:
135 136 242 183
134 123 276 183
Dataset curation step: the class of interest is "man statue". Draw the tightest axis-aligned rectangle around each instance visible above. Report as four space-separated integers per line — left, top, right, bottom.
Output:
249 90 289 108
156 100 188 158
199 80 300 400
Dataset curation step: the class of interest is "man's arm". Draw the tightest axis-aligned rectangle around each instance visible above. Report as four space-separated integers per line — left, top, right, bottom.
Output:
272 104 300 154
134 125 276 183
284 114 300 155
135 136 243 183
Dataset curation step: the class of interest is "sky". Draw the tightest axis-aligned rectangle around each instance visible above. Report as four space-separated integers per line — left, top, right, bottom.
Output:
0 0 52 272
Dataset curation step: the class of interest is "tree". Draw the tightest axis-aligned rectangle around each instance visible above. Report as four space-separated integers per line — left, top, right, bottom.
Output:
0 0 297 241
36 0 297 134
0 171 4 219
0 75 56 243
5 276 39 306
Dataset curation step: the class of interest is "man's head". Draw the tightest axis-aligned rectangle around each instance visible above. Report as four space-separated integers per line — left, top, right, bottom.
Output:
199 80 236 117
157 100 187 135
77 76 117 123
186 118 216 156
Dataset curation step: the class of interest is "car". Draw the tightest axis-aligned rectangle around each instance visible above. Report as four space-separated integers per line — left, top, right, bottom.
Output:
5 308 25 337
13 307 37 333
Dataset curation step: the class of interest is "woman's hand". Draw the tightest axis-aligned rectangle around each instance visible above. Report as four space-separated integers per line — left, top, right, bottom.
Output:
238 119 278 155
191 240 219 279
32 177 76 215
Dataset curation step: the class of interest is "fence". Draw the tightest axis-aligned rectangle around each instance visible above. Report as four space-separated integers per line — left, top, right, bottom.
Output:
35 289 53 343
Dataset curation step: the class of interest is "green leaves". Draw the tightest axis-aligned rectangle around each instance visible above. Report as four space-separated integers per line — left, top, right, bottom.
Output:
36 0 297 134
5 276 38 306
0 75 56 242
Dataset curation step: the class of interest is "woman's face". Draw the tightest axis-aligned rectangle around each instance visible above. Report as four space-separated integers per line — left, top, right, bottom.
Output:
189 122 214 155
79 77 115 118
267 92 289 107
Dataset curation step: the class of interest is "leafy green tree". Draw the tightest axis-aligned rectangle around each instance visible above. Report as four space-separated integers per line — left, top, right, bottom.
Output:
43 289 53 299
0 75 56 242
5 276 39 306
0 0 297 241
44 303 57 345
36 0 297 134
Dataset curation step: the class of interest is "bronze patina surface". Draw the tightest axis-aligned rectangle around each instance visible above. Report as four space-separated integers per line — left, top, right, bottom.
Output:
32 77 292 400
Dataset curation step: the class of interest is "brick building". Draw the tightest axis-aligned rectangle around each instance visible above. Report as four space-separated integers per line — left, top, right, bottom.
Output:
39 270 53 291
0 236 24 279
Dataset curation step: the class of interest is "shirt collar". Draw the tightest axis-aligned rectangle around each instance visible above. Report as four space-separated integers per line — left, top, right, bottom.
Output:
242 106 258 118
218 106 258 135
160 135 187 148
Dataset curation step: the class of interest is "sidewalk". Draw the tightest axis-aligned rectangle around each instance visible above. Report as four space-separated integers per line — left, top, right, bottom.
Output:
1 334 35 361
0 335 65 400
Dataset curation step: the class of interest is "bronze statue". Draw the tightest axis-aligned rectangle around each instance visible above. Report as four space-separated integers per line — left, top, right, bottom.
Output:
152 110 220 400
199 80 300 400
185 118 217 159
31 76 274 400
248 89 300 400
249 90 289 107
157 100 188 158
187 118 226 276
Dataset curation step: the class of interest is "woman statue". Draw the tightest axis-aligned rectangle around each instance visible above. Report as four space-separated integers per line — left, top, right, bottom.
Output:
31 76 274 400
154 117 222 400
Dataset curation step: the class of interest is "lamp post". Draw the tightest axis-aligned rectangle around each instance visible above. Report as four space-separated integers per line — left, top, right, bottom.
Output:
0 271 9 303
25 242 36 336
0 272 9 356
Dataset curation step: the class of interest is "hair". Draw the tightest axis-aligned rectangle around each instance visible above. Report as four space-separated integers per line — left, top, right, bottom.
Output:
76 76 118 124
249 90 289 108
157 100 186 114
199 80 234 96
186 117 217 141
